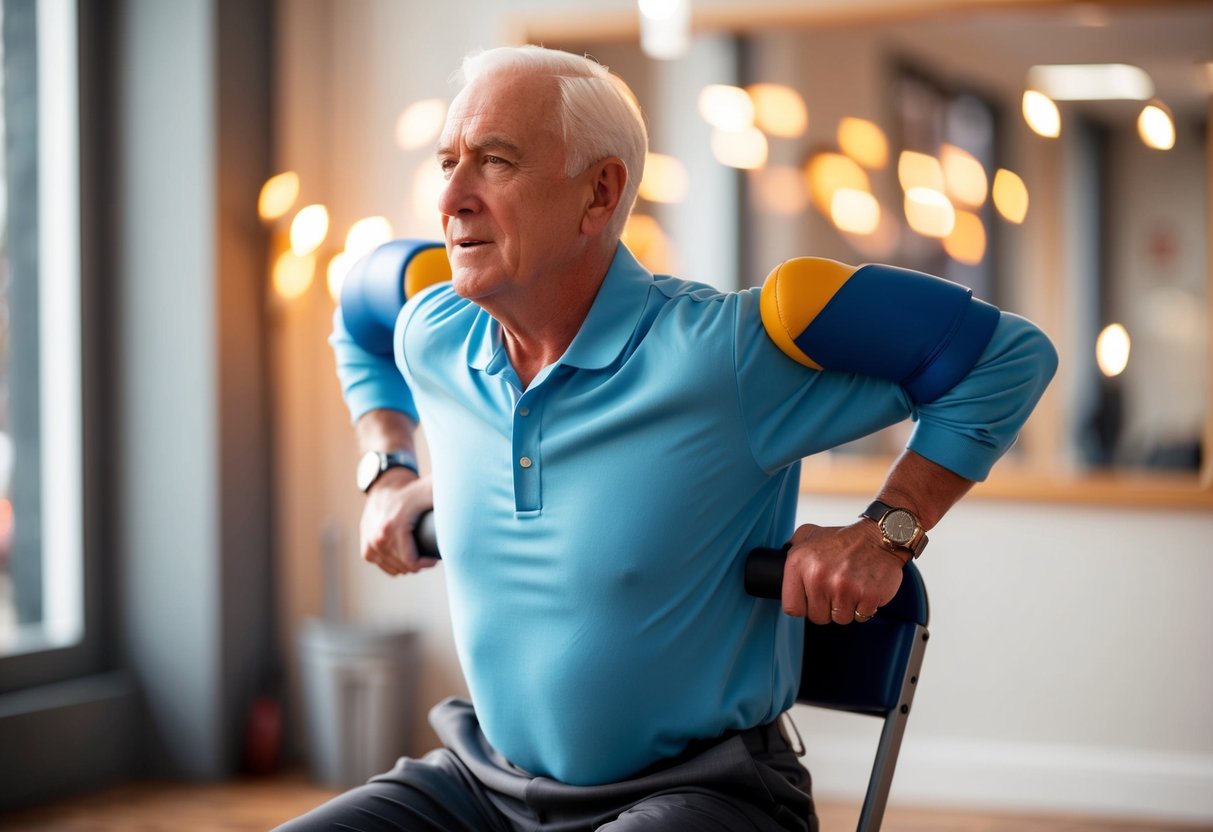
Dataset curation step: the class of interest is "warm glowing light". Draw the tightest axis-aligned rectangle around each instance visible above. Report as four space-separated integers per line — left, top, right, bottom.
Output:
698 85 755 132
943 210 987 265
258 171 300 222
638 0 690 59
830 188 881 235
344 216 394 260
837 118 888 169
273 250 315 300
1096 323 1130 377
897 151 944 192
1023 90 1061 138
622 213 676 273
940 144 988 207
0 498 12 537
992 169 1029 223
395 98 447 151
1026 63 1153 101
805 152 870 217
747 83 808 138
1138 102 1175 150
290 204 330 256
639 152 690 203
710 127 768 170
327 251 355 302
751 166 809 216
904 188 956 238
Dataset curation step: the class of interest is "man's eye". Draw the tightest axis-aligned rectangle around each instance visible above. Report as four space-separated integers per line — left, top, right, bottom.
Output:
484 155 506 165
439 159 456 176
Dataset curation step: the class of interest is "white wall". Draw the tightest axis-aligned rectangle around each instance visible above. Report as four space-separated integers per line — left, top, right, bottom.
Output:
272 0 1213 823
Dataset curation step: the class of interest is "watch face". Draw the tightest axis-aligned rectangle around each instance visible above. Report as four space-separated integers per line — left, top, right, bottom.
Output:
357 451 383 491
882 509 918 544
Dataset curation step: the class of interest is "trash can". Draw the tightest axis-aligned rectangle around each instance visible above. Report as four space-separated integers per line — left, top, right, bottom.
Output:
298 618 419 786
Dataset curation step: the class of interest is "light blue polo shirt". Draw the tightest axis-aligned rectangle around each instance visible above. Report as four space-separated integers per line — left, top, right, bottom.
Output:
332 243 1056 786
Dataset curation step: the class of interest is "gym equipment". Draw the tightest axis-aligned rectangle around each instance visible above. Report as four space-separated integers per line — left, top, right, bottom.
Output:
760 256 998 403
746 546 929 832
339 239 451 356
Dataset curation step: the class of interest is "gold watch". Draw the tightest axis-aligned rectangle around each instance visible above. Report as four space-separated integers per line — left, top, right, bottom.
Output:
860 499 928 558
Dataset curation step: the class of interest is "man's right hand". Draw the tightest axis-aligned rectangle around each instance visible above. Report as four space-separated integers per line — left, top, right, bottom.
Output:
360 469 436 576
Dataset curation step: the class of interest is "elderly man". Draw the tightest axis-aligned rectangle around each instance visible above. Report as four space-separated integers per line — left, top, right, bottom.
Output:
279 44 1056 832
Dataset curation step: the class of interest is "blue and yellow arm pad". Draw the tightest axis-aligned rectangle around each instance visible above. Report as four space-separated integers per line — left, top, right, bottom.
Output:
760 257 1000 404
339 239 451 355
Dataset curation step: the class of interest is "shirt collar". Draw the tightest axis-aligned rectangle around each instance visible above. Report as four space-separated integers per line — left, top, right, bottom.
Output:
468 243 653 373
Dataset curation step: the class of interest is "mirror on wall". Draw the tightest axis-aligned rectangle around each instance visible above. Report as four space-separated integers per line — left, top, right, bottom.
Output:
525 1 1212 504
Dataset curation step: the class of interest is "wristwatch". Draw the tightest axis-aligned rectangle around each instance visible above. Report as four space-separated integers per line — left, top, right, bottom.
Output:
357 450 419 493
860 499 928 558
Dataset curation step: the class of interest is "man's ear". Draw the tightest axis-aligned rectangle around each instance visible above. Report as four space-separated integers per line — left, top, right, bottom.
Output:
581 158 627 236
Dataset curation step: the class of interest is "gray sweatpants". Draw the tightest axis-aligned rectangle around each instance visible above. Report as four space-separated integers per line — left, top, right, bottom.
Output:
275 697 817 831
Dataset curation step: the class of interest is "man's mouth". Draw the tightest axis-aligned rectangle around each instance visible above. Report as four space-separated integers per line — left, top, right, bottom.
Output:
454 239 488 249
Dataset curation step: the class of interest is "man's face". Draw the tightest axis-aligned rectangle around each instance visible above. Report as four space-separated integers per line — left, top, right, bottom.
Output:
437 71 592 305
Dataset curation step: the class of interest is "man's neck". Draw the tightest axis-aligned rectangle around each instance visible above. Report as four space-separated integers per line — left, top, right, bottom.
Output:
494 242 616 389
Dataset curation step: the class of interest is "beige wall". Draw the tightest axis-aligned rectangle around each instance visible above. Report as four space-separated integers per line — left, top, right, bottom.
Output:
271 0 1213 822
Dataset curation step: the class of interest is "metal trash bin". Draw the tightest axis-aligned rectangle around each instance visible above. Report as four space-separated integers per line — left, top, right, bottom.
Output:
298 618 419 786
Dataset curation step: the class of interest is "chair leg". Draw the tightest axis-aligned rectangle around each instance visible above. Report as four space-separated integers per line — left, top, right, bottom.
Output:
856 624 929 832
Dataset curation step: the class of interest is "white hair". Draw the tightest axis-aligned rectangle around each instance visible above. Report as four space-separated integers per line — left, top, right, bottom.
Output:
455 45 648 240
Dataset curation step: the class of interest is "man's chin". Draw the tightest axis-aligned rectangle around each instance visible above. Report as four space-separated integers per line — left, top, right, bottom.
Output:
450 271 497 302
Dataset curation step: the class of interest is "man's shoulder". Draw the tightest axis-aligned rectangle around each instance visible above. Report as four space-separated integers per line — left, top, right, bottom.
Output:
648 274 762 324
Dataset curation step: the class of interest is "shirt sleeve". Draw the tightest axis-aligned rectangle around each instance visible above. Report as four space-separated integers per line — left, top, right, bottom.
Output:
907 311 1057 480
329 305 419 425
735 288 1057 482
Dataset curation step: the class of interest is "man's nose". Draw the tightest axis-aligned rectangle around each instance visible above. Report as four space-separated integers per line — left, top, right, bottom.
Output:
438 162 479 217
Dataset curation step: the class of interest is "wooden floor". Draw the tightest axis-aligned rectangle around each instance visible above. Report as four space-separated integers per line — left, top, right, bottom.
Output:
0 773 1206 832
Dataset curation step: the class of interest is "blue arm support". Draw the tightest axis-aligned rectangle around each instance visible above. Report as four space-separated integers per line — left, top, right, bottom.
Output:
339 239 449 355
760 258 1000 404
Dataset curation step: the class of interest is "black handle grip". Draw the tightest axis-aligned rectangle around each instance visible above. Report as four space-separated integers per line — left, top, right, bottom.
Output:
744 546 789 599
414 510 440 560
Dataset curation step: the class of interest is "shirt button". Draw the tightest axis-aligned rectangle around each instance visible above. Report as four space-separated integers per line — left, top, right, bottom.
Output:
519 456 533 468
518 407 530 417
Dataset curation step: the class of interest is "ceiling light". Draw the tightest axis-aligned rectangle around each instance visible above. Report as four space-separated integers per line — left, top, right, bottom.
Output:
639 152 691 203
904 188 955 238
992 169 1029 224
940 144 988 207
897 150 944 192
1138 102 1175 151
258 171 300 222
710 126 767 170
698 84 754 132
1096 323 1130 378
805 152 869 217
1022 90 1061 138
1026 63 1153 101
638 0 690 60
830 188 880 236
838 118 888 169
747 83 808 138
289 204 330 256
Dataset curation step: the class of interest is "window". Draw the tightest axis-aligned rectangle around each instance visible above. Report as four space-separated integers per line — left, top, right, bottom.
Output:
0 0 83 663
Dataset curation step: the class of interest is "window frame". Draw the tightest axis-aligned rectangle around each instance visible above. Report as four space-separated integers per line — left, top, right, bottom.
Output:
0 0 105 694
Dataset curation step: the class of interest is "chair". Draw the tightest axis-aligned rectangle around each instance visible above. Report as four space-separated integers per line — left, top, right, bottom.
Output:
745 548 930 832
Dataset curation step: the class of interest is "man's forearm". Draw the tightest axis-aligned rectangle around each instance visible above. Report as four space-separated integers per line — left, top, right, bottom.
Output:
875 448 974 532
355 408 419 455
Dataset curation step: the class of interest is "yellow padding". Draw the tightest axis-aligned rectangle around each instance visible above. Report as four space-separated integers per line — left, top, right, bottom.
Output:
404 246 452 298
759 257 856 370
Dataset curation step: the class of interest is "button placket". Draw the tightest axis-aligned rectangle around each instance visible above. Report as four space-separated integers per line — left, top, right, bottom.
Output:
512 395 542 511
